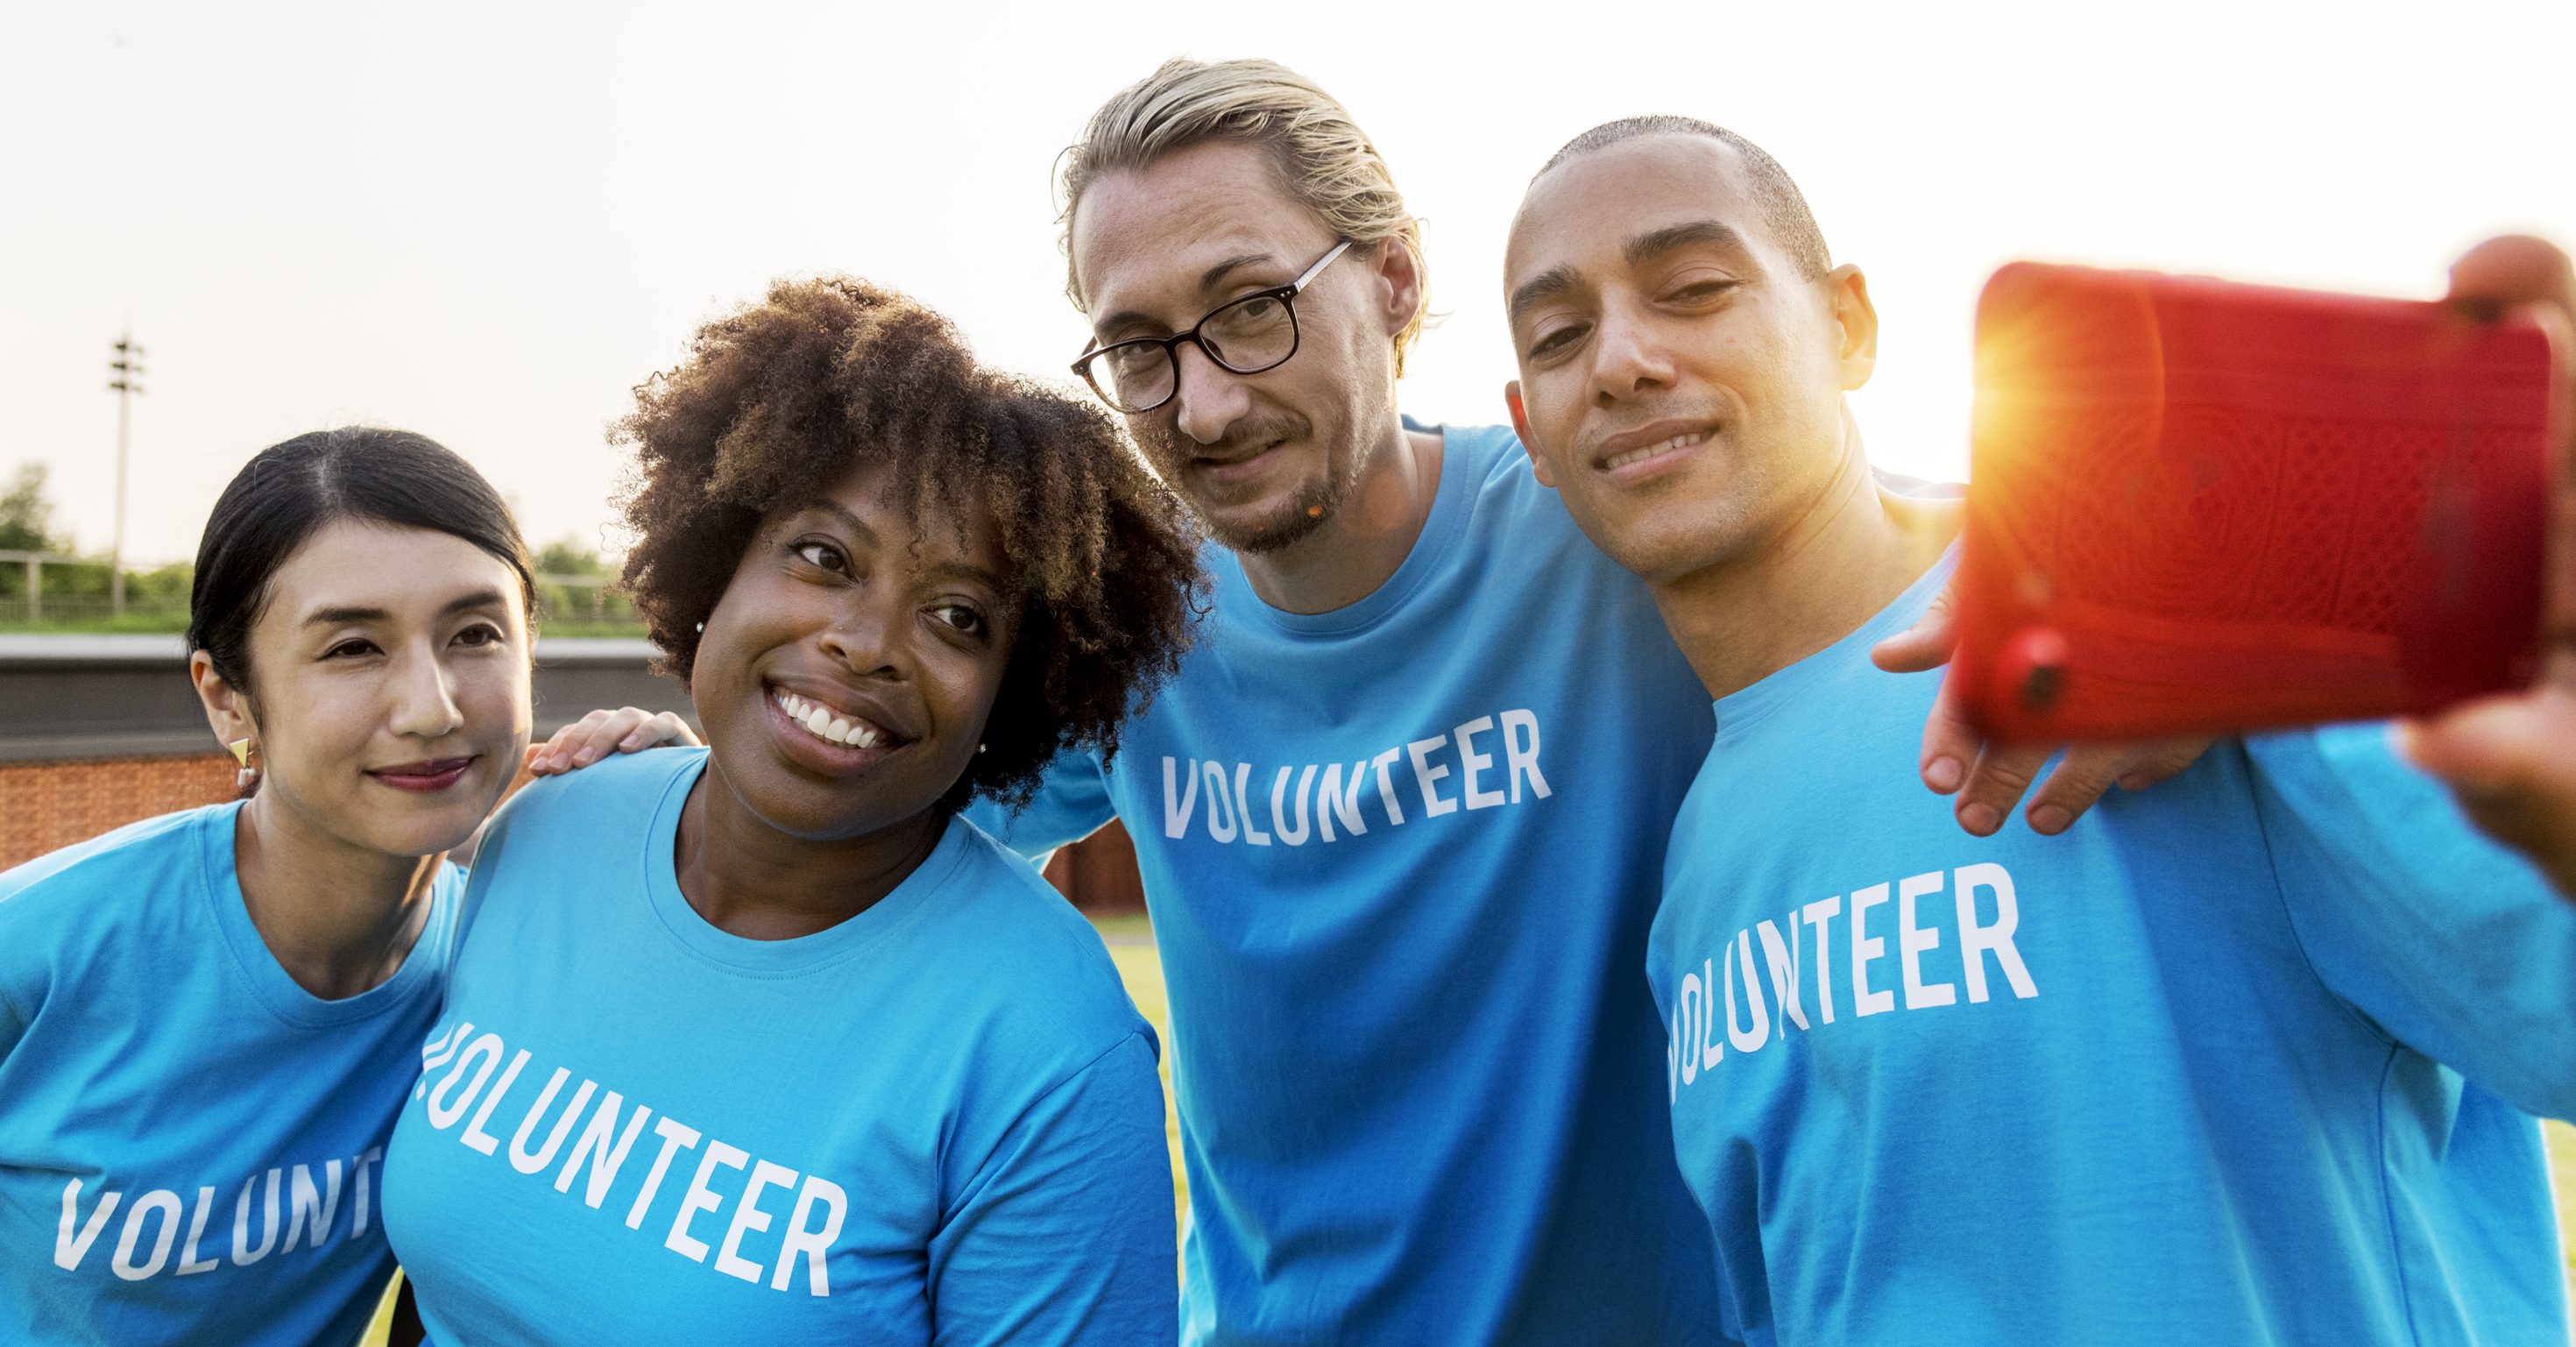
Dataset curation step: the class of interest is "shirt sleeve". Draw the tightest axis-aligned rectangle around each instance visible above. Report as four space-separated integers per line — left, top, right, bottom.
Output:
2246 721 2576 1120
927 1032 1178 1347
961 750 1119 861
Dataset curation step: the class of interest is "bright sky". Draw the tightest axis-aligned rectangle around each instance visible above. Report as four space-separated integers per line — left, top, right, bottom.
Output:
5 1 2571 566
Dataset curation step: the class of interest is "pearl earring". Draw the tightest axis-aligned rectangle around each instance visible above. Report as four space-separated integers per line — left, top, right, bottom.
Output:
977 742 987 754
228 738 259 790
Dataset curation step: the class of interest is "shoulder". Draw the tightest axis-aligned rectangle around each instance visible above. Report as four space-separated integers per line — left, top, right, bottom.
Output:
0 804 230 1016
0 803 225 924
931 818 1150 1057
491 747 702 840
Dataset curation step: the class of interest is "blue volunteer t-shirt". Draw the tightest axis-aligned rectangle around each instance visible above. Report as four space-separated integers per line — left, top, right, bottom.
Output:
1654 550 2576 1346
973 423 1724 1346
0 803 460 1347
381 748 1175 1346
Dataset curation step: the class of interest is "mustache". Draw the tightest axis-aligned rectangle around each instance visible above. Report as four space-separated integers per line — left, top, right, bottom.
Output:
1136 411 1312 464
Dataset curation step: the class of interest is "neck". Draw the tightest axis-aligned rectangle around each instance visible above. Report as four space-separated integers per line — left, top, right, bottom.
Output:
1649 409 1962 699
1238 417 1444 615
232 792 443 1002
673 763 946 941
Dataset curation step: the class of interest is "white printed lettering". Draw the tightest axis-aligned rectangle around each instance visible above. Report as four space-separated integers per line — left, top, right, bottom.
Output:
774 1176 847 1297
717 1160 799 1285
1201 762 1238 843
667 1141 749 1262
1407 737 1457 817
1270 766 1315 846
1161 757 1199 839
624 1117 703 1230
110 1189 181 1282
1956 862 2039 1002
426 1033 503 1129
1802 897 1841 1024
1454 717 1505 810
509 1071 598 1175
176 1187 220 1274
1898 871 1958 1010
281 1161 342 1252
1676 971 1703 1086
1317 761 1369 841
557 1093 652 1209
1369 748 1408 826
1758 916 1808 1032
1850 883 1894 1017
461 1049 533 1156
1725 933 1771 1053
1500 709 1552 801
54 1179 119 1272
1233 763 1272 845
230 1168 281 1265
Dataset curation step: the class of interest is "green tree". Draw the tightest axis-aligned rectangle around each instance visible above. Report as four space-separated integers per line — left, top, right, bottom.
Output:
534 535 609 577
0 463 62 553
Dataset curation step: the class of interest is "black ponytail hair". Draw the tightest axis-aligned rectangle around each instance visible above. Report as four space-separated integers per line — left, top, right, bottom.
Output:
187 428 537 698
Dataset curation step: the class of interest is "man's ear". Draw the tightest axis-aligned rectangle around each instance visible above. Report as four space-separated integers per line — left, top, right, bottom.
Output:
1372 236 1424 341
1505 383 1558 489
191 650 257 755
1829 263 1879 391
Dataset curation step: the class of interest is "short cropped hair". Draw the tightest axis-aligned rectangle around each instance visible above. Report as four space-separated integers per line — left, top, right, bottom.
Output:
1059 57 1430 376
1538 116 1832 280
614 276 1205 812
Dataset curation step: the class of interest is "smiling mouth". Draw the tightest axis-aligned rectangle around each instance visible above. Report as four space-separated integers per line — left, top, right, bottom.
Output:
1603 429 1712 473
770 685 900 751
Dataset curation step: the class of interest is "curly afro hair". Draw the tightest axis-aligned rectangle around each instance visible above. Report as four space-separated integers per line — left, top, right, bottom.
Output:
614 275 1204 812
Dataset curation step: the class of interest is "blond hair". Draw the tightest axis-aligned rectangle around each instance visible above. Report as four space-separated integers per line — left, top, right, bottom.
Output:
1059 58 1428 376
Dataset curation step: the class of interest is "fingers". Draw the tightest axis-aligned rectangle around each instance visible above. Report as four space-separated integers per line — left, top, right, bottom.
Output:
2399 691 2576 897
2020 736 2216 836
525 707 698 776
1914 671 1978 799
1872 580 1957 674
1950 742 2043 838
2446 235 2576 317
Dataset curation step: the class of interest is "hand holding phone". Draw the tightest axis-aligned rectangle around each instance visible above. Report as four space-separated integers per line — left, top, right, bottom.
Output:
1953 261 2560 742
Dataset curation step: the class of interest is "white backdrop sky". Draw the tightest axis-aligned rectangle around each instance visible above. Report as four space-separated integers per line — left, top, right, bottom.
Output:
5 1 2571 565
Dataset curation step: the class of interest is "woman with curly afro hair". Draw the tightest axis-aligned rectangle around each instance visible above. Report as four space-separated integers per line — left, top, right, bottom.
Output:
379 277 1202 1346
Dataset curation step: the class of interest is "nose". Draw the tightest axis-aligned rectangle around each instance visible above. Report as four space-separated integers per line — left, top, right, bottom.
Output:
388 644 466 741
816 596 905 683
1170 341 1253 446
1588 304 1678 406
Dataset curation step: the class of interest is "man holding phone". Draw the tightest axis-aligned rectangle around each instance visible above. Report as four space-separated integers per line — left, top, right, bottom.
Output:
2404 236 2576 899
1502 117 2576 1344
978 60 2194 1345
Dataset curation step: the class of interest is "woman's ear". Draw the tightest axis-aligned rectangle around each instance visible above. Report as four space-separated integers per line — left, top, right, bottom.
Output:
191 649 256 755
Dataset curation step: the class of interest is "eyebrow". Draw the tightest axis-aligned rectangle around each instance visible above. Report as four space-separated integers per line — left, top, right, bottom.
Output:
796 500 1006 592
303 587 512 627
1507 220 1754 328
1093 252 1282 338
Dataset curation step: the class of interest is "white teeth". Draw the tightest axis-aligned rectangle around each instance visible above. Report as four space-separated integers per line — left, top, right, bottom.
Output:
775 686 889 751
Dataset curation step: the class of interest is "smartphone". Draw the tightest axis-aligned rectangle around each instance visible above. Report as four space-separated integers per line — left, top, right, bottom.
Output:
1951 261 2559 742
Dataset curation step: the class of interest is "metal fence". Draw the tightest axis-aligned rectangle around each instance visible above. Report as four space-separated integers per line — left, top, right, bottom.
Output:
0 550 639 632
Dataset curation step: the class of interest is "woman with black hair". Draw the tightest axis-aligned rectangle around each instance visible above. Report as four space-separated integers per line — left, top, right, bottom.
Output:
0 428 690 1346
379 278 1202 1345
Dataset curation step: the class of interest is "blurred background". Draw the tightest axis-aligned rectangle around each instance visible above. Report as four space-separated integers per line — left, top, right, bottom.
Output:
5 0 2572 1280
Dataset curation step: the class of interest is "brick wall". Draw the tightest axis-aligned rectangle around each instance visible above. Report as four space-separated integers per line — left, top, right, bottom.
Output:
0 755 1147 914
0 754 237 870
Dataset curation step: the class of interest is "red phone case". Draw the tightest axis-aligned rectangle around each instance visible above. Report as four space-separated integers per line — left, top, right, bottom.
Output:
1953 261 2558 742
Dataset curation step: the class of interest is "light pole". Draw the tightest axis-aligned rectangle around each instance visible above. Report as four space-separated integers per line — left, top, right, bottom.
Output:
107 334 145 617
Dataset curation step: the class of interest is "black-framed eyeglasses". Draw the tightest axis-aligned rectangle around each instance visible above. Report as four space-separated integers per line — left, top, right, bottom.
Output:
1072 239 1356 414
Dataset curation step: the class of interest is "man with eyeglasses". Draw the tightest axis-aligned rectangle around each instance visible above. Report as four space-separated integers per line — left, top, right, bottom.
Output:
980 59 2190 1345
